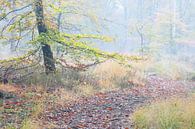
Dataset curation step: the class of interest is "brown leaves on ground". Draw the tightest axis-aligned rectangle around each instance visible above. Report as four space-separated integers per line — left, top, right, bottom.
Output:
0 84 21 93
0 76 195 129
0 85 49 128
41 76 194 128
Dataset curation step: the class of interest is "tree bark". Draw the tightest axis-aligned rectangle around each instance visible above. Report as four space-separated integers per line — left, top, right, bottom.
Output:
34 0 56 74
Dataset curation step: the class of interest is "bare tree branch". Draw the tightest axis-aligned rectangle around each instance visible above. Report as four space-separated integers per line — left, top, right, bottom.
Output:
0 4 32 21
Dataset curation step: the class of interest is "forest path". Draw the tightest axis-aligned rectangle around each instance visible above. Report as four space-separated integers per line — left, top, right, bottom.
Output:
42 76 195 129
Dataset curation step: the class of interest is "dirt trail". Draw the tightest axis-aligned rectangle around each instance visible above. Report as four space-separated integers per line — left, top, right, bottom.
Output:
42 76 195 129
44 90 147 128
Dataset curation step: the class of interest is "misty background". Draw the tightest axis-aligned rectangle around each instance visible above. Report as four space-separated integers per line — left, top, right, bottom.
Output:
1 0 195 71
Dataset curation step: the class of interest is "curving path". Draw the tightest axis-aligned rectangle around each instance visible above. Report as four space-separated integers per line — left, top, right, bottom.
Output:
42 76 195 129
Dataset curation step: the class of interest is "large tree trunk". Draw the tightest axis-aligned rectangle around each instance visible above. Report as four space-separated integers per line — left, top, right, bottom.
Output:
34 0 56 74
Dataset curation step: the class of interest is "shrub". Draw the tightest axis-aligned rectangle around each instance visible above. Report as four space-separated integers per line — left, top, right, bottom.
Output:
132 96 195 129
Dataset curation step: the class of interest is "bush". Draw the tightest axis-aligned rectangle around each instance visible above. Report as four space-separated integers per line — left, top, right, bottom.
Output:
132 96 195 129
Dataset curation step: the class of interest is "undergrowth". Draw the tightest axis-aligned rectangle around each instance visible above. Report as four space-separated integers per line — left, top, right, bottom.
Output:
20 61 145 95
132 96 195 129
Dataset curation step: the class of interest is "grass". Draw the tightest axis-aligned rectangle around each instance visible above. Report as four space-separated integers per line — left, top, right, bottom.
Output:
73 84 96 97
93 60 145 90
2 60 193 128
129 56 195 81
20 60 141 95
0 61 138 128
20 119 39 129
132 96 195 129
0 85 46 129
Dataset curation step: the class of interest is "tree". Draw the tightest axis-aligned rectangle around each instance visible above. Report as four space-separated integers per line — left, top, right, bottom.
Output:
34 0 55 74
0 0 139 82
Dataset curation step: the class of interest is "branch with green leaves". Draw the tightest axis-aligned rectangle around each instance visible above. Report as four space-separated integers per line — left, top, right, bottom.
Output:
31 31 143 67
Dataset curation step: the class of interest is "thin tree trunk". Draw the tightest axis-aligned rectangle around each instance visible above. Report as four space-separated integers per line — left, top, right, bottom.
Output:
124 0 129 52
10 0 16 52
56 0 62 56
169 0 177 54
137 0 144 56
34 0 56 74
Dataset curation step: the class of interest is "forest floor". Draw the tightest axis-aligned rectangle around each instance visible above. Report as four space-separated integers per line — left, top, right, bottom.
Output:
0 75 195 129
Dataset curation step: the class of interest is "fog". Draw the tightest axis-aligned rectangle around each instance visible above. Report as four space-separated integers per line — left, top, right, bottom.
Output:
0 0 195 66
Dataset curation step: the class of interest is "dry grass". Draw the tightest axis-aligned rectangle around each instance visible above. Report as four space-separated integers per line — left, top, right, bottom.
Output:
15 60 147 95
52 88 78 105
151 60 193 80
1 59 193 129
132 96 195 129
129 56 195 81
93 61 128 90
73 83 96 97
92 60 144 91
0 84 21 93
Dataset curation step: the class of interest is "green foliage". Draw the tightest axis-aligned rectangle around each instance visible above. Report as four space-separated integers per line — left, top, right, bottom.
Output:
0 49 37 64
132 97 195 129
0 0 142 72
29 30 141 65
5 125 16 129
